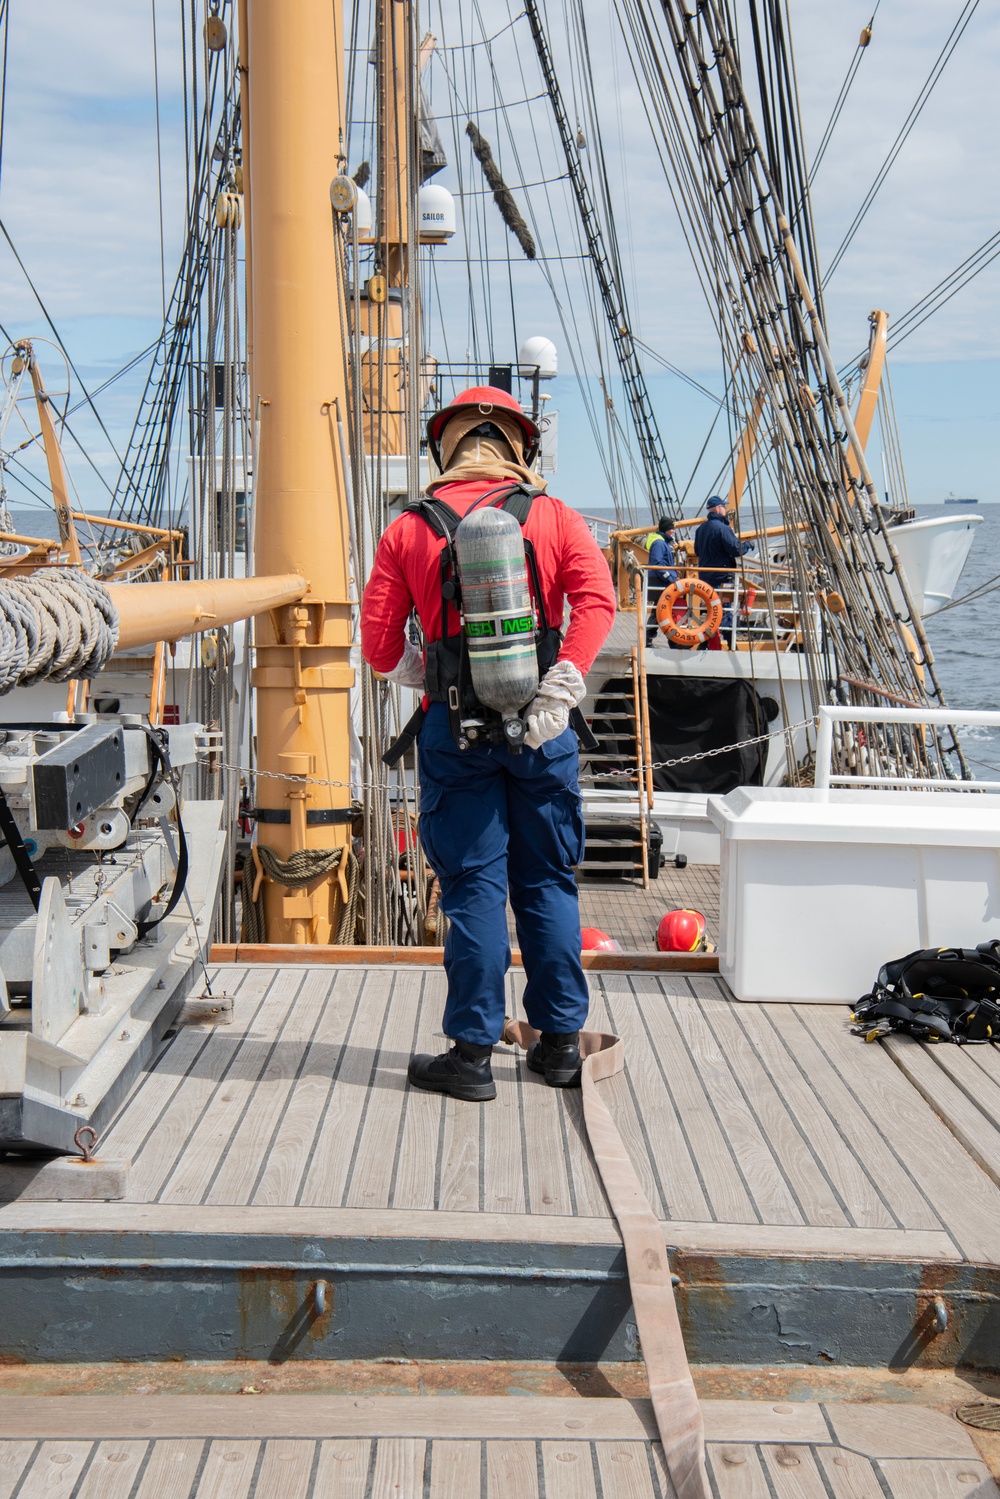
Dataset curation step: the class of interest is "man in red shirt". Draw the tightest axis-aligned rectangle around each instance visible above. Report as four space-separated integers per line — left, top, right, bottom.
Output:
360 386 616 1101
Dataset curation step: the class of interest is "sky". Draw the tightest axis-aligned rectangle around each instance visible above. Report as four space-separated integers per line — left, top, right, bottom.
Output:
0 0 996 522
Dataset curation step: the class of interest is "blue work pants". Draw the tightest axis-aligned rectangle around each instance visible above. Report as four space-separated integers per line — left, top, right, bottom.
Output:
418 703 589 1046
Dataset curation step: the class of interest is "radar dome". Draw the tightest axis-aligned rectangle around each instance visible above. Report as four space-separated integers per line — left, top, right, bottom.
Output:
518 336 557 378
418 184 456 239
354 185 373 239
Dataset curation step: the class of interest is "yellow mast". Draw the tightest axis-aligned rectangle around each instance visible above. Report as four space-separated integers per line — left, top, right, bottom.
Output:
242 0 356 944
358 0 414 456
16 342 83 567
846 309 888 479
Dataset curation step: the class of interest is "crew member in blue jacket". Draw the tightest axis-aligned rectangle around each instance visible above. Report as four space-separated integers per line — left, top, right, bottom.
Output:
693 496 752 643
645 516 678 645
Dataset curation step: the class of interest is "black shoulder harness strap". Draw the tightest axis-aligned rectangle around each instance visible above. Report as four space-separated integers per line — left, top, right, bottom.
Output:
384 483 595 761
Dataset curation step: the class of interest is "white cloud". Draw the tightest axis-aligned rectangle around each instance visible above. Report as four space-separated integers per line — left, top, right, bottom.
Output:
0 0 994 519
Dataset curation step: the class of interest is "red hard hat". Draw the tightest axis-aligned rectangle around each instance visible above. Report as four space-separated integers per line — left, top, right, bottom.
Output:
426 385 540 468
581 926 621 952
656 909 707 953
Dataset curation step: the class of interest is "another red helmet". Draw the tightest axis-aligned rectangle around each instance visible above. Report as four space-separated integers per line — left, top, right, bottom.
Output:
426 385 541 468
581 926 621 953
656 909 707 953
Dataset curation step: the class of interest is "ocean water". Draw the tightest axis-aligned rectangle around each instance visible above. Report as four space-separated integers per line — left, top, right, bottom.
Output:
922 503 1000 777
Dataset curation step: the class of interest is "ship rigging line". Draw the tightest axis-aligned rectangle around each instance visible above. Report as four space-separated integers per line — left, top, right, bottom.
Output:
0 218 145 511
889 229 1000 349
626 0 969 777
150 0 167 320
472 0 647 520
807 3 879 187
432 9 637 519
0 0 9 198
826 0 983 281
524 0 680 519
836 229 1000 376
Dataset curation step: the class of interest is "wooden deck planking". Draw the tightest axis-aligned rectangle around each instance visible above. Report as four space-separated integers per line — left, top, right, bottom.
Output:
808 1006 1000 1264
133 1441 206 1499
370 1439 426 1499
194 1440 259 1499
113 972 280 1203
156 972 303 1206
816 1447 887 1499
296 972 393 1208
15 1442 92 1499
589 975 691 1218
0 1443 36 1499
503 865 722 955
251 969 366 1208
438 1091 483 1214
668 987 806 1226
737 1009 898 1231
690 979 851 1229
758 1444 830 1499
761 1005 940 1231
541 1442 598 1499
594 1441 659 1499
253 1440 314 1499
0 1426 991 1499
311 1441 371 1499
885 1038 1000 1192
64 965 1000 1269
345 971 426 1211
205 971 333 1206
429 1440 481 1499
629 976 755 1224
508 970 576 1217
0 1397 989 1493
487 1441 539 1499
584 980 667 1217
481 1017 529 1217
74 1441 148 1499
100 967 262 1165
390 976 446 1211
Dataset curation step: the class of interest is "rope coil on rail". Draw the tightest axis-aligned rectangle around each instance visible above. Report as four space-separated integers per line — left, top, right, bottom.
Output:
0 571 118 694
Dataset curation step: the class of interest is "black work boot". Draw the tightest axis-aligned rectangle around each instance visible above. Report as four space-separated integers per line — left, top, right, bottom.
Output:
526 1032 582 1089
407 1041 496 1102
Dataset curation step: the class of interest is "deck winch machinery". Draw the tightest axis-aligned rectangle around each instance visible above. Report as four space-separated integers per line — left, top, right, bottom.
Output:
0 716 227 1152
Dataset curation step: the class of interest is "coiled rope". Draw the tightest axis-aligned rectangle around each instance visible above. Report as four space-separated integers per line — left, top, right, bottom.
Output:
0 572 118 693
242 843 360 946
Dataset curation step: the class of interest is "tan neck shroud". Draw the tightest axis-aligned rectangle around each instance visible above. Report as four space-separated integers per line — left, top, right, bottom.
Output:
427 409 546 494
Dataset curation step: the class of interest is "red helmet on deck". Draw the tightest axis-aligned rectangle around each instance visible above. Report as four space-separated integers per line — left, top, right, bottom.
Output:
426 385 541 469
581 926 621 953
656 909 707 953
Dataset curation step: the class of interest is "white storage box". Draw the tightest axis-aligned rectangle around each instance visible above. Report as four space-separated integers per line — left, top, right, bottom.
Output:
708 786 1000 1003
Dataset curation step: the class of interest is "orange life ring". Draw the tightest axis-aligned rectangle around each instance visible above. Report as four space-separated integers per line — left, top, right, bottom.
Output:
655 578 723 647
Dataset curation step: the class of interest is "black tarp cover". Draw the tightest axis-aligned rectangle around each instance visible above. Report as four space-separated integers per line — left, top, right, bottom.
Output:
598 675 777 794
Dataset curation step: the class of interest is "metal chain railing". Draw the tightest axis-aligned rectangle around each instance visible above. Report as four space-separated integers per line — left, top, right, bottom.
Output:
586 716 816 779
207 715 817 791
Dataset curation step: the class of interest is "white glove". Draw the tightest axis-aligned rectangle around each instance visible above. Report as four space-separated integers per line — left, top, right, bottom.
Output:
386 640 426 689
524 660 586 749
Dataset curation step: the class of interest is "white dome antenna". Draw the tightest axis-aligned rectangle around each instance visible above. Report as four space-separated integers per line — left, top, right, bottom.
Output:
518 336 557 379
418 184 456 242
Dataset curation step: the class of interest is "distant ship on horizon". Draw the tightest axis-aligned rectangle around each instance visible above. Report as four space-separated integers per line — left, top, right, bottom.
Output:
943 492 979 504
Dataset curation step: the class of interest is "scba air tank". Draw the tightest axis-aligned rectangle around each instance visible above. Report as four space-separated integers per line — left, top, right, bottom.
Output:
454 507 539 713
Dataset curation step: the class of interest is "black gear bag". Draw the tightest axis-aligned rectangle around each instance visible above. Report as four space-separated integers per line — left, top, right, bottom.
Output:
851 941 1000 1044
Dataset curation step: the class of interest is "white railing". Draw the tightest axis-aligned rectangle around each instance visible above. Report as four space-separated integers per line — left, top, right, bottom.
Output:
814 705 1000 792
